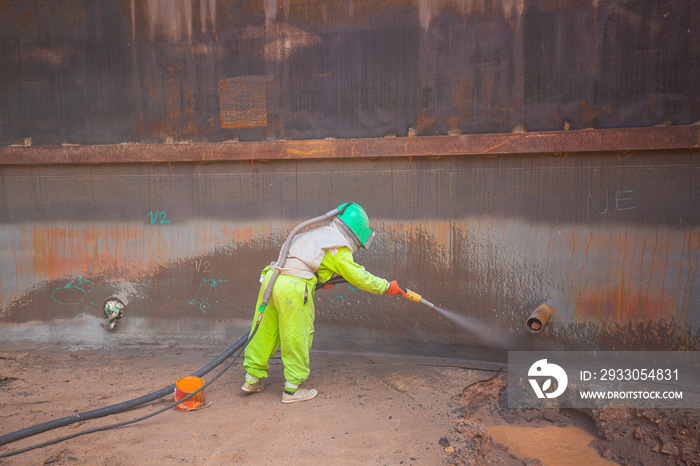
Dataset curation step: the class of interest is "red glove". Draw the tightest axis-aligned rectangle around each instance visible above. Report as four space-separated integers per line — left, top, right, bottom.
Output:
385 280 406 296
322 283 335 290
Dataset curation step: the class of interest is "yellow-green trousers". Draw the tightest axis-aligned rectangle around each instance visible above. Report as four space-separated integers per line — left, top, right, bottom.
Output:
243 269 316 386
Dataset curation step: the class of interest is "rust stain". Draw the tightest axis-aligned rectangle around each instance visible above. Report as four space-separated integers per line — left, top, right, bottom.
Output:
688 234 700 322
575 227 700 326
546 227 553 269
69 1 87 31
32 225 49 281
581 285 674 324
432 221 451 262
627 231 639 320
679 231 699 324
605 228 613 288
660 229 671 315
484 134 522 153
19 222 271 287
285 148 331 157
185 88 195 137
644 228 660 318
638 230 650 318
167 79 181 122
575 229 593 319
15 8 35 28
576 100 602 127
219 76 267 129
567 226 576 320
450 80 472 109
614 231 624 324
476 220 482 284
540 0 587 11
148 119 169 141
677 230 686 321
445 116 461 127
415 113 437 128
620 230 630 323
483 73 495 96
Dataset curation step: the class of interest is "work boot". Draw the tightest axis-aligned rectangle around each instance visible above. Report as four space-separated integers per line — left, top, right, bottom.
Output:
241 381 265 394
282 388 318 404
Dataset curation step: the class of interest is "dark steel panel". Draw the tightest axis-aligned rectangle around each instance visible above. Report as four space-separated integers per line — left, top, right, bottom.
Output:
1 0 698 146
2 149 698 227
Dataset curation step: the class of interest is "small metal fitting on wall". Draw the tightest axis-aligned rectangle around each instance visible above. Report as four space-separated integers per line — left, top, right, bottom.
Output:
103 295 128 330
526 304 553 333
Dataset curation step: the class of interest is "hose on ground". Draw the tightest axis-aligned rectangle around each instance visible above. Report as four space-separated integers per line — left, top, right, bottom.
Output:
0 332 249 448
0 325 258 459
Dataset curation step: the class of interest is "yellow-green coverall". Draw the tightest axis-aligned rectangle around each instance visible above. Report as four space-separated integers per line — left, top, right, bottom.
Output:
243 246 389 390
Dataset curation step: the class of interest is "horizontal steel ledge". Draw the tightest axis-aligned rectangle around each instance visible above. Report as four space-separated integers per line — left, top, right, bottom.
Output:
1 125 698 165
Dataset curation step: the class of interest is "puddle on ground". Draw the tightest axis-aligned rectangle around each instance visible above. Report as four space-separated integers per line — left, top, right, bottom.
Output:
487 424 617 466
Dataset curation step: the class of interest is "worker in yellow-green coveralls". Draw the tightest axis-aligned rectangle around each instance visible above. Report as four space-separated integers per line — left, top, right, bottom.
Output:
242 203 407 404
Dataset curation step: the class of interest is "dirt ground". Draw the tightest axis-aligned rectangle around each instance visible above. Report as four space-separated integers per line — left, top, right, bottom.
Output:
1 343 697 465
0 342 490 465
447 372 699 466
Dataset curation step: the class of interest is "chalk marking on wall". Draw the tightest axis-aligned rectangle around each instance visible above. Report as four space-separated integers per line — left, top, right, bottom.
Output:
52 276 95 305
195 259 212 273
331 284 360 307
148 211 170 225
587 189 636 220
187 277 227 313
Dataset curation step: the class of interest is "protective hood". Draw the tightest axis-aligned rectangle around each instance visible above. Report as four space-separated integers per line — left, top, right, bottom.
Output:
276 222 356 279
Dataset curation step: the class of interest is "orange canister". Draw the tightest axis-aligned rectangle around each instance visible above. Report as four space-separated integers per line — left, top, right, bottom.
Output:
174 376 205 411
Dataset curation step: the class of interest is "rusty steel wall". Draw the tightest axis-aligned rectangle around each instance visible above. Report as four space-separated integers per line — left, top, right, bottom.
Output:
1 0 698 360
0 0 698 146
1 150 698 359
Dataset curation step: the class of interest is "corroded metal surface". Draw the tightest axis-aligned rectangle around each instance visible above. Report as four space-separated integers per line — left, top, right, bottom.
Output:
1 0 699 358
0 125 698 165
1 151 698 358
1 0 698 146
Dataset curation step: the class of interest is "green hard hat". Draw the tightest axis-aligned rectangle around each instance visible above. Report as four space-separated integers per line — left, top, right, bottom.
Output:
336 202 375 248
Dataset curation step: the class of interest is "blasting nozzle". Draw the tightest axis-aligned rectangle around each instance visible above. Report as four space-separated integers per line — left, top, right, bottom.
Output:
404 288 422 303
401 287 436 309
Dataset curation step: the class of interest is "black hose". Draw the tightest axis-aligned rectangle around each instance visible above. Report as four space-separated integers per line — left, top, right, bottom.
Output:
0 325 258 459
315 276 348 290
0 332 249 447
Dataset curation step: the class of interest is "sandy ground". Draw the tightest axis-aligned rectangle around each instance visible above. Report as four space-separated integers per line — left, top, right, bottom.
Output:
0 342 491 465
2 343 696 465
